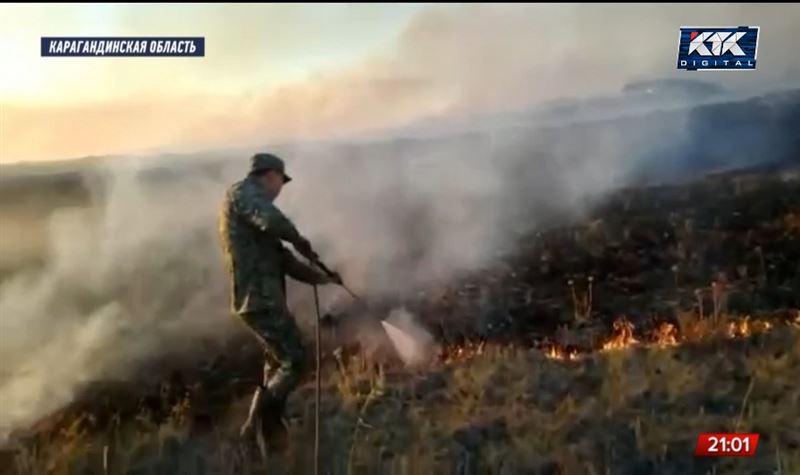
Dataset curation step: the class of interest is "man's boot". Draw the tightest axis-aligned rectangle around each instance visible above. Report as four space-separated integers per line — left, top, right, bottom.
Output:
240 385 289 450
240 385 271 439
261 395 289 451
239 385 270 463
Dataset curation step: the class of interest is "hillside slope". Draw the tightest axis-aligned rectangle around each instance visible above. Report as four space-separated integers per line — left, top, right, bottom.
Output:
3 162 799 475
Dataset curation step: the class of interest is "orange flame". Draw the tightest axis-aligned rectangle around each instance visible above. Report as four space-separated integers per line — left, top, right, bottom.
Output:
650 321 679 347
543 343 581 361
435 313 785 367
727 316 772 338
439 340 486 365
727 318 749 338
602 318 639 350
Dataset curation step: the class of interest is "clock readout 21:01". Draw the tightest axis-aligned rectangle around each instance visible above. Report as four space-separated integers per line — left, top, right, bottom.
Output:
695 433 759 457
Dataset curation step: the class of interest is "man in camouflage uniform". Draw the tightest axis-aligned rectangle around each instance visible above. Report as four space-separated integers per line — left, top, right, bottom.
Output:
218 152 341 445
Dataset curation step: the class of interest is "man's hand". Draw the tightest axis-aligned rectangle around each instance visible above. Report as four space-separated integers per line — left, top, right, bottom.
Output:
325 271 344 286
293 236 318 262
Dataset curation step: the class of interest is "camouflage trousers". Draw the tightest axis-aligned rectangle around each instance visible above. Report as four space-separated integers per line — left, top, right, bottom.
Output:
239 308 308 402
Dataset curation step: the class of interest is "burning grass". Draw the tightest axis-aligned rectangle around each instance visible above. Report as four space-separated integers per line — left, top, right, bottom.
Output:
7 313 799 474
438 313 784 367
4 163 800 473
601 318 639 351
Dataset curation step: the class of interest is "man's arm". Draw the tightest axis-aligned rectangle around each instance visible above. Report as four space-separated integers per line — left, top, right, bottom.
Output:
232 180 303 244
280 246 330 285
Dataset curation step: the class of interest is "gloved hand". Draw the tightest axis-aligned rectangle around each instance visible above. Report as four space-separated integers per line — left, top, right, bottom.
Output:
294 236 318 262
325 271 344 286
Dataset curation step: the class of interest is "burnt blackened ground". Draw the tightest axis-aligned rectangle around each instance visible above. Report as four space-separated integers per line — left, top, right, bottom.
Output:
406 165 800 346
4 164 800 474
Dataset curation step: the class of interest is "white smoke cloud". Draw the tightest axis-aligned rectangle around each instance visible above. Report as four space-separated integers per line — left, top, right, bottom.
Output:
1 2 799 441
6 4 799 162
1 86 792 440
0 160 234 439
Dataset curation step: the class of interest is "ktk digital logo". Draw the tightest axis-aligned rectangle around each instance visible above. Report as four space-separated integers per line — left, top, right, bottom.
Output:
677 26 759 71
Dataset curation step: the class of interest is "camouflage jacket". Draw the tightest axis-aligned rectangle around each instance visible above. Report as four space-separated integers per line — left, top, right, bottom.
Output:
218 175 327 315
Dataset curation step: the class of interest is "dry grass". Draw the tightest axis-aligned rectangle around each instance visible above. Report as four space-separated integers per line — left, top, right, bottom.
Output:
4 163 799 474
7 312 799 475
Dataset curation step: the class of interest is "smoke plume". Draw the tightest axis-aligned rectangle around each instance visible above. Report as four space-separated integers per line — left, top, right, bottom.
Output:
1 3 799 441
4 3 799 161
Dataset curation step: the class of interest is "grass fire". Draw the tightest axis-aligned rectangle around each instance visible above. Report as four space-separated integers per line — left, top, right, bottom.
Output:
2 152 798 474
1 5 799 473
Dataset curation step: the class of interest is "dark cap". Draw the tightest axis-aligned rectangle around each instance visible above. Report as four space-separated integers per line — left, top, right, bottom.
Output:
249 153 292 183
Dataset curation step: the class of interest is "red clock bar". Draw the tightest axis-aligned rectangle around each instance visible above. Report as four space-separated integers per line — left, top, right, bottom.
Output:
695 433 759 457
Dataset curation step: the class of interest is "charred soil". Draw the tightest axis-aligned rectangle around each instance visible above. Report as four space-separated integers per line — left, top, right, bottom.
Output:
4 164 800 475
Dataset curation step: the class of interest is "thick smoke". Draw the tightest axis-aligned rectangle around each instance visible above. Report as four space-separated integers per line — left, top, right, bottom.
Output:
2 87 798 439
2 3 799 441
5 4 799 161
0 94 711 438
0 160 234 438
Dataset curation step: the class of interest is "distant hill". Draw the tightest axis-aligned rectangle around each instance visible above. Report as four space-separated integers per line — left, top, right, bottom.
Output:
2 88 797 193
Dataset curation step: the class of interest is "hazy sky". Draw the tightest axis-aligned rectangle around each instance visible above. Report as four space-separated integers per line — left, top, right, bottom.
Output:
0 3 432 162
1 4 429 106
1 3 798 163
